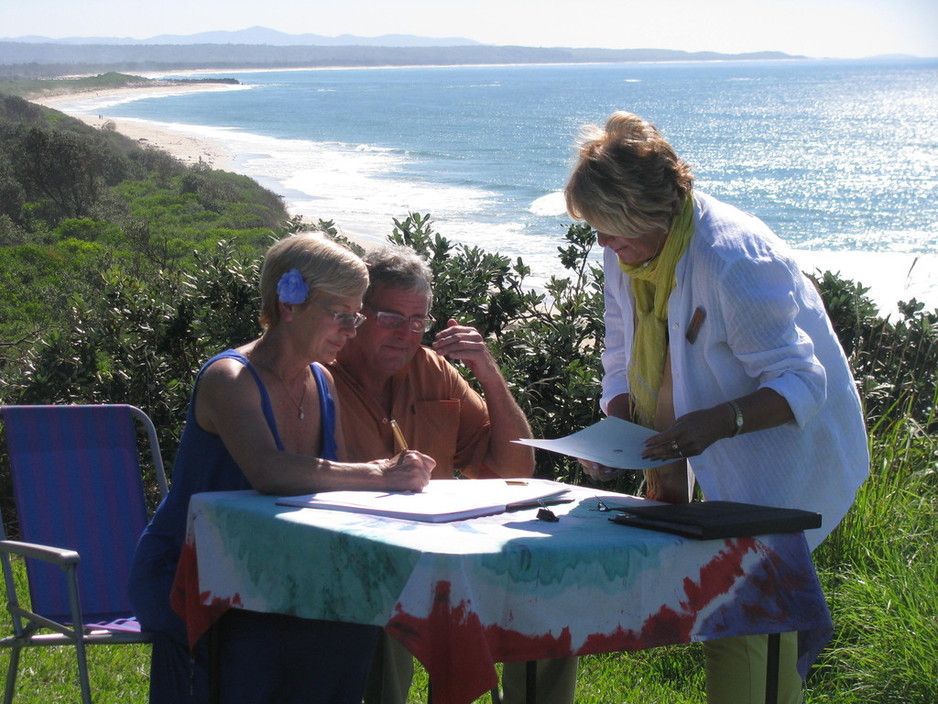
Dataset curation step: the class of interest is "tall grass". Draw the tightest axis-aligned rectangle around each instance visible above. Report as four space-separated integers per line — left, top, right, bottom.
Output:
807 395 938 704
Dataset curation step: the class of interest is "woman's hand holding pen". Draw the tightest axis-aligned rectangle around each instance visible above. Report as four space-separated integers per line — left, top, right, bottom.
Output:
372 418 433 491
375 451 435 492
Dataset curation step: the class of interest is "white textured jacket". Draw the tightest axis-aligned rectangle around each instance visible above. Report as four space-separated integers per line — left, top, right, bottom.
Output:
601 192 869 549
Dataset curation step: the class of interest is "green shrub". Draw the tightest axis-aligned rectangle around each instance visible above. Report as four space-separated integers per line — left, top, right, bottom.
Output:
811 270 938 427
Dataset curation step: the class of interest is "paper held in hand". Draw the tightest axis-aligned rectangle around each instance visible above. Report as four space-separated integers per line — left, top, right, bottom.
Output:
512 416 673 470
276 478 572 523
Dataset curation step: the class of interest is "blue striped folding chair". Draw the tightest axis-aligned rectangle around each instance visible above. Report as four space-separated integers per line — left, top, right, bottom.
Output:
0 404 168 704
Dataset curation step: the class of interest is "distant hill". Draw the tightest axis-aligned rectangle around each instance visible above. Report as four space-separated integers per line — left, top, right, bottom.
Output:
3 26 481 48
0 33 806 80
0 26 811 80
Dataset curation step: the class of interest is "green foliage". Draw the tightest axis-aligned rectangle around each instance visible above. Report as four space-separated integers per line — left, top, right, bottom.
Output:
0 92 287 352
0 240 107 344
0 93 285 236
811 269 938 426
4 242 264 471
54 217 123 244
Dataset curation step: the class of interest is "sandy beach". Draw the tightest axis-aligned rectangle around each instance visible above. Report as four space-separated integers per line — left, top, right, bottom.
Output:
30 84 937 318
33 84 239 169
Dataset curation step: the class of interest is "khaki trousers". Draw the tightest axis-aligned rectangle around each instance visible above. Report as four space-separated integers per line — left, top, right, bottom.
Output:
363 632 578 704
703 632 803 704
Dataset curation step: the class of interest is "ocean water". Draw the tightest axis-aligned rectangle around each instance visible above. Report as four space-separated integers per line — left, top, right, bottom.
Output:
64 59 938 300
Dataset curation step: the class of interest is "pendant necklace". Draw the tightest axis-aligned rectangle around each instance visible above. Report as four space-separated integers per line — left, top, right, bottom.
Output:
274 367 309 420
247 344 309 420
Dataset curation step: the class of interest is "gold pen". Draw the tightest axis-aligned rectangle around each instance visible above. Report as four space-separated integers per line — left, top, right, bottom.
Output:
390 419 408 452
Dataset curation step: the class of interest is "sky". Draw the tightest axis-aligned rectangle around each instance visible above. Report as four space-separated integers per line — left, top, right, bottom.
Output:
1 0 936 59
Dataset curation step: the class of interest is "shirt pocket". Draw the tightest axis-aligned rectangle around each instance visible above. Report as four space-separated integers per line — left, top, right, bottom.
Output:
412 399 461 476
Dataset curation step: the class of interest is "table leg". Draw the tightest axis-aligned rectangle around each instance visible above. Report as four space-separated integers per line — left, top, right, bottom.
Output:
765 632 780 704
525 661 537 704
209 622 221 704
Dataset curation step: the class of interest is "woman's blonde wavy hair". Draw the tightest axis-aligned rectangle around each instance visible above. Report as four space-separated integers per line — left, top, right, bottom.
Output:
259 233 368 329
564 111 694 239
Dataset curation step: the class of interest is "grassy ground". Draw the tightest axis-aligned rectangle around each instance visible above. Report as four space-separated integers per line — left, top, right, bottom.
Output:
1 412 935 703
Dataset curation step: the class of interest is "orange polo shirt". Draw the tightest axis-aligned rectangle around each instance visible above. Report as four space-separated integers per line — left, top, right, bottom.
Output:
330 347 493 480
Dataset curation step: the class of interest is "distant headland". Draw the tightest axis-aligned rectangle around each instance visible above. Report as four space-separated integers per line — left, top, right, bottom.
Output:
0 26 810 80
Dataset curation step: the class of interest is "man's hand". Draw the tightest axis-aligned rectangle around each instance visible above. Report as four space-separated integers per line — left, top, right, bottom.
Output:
578 459 625 482
431 318 501 383
431 317 534 479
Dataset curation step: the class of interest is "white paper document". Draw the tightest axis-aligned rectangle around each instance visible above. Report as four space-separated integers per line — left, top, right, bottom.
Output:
276 478 572 523
512 416 672 470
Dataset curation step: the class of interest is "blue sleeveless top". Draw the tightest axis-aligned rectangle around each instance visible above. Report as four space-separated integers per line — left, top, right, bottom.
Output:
129 349 338 635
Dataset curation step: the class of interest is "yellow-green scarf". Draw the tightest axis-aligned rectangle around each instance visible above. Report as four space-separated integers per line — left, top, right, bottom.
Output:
619 194 695 428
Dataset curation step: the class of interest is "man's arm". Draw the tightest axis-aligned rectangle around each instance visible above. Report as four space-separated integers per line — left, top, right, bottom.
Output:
432 319 534 478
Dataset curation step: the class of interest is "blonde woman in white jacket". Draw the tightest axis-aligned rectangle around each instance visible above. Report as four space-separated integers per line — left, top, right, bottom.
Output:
564 111 868 704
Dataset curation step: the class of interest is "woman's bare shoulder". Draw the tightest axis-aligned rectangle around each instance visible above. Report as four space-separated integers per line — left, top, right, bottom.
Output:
197 354 256 389
195 354 262 431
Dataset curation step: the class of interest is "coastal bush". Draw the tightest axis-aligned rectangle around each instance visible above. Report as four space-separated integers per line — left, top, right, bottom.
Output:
3 240 262 464
0 93 286 237
812 269 938 427
54 217 123 244
0 93 288 348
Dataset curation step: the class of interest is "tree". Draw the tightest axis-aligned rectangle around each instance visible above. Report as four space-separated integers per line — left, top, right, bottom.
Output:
20 127 103 219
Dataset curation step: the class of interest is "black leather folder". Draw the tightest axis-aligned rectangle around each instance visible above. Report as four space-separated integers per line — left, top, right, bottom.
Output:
610 500 821 540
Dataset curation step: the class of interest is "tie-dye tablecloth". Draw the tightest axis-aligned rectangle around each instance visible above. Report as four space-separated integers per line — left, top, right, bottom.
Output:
172 483 831 704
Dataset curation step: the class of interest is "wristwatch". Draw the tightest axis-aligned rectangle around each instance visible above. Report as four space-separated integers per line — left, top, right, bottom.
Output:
727 400 744 437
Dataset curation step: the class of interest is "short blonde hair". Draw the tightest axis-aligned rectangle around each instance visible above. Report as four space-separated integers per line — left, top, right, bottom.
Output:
564 111 694 239
259 233 368 329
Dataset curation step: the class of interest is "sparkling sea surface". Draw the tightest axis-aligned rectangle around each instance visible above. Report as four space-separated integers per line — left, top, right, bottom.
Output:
60 58 938 309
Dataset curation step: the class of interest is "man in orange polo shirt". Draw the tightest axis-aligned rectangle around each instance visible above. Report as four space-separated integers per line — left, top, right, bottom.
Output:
330 244 578 704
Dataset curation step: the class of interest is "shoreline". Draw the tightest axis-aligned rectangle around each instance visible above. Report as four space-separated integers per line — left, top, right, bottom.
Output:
33 84 380 253
33 83 245 169
29 84 938 317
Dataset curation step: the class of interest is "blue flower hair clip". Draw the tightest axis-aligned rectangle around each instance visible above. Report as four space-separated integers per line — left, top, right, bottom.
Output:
276 268 309 304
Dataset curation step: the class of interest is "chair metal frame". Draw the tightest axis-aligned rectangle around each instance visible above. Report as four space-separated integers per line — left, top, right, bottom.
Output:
0 404 168 704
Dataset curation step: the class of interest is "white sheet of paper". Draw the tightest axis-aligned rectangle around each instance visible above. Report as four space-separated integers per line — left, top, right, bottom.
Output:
512 416 671 470
276 478 571 522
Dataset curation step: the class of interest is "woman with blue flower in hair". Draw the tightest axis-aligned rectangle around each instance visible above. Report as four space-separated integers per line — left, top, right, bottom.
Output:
129 233 435 704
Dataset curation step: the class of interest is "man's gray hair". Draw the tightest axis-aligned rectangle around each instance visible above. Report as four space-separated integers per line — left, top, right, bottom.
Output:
362 245 433 304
